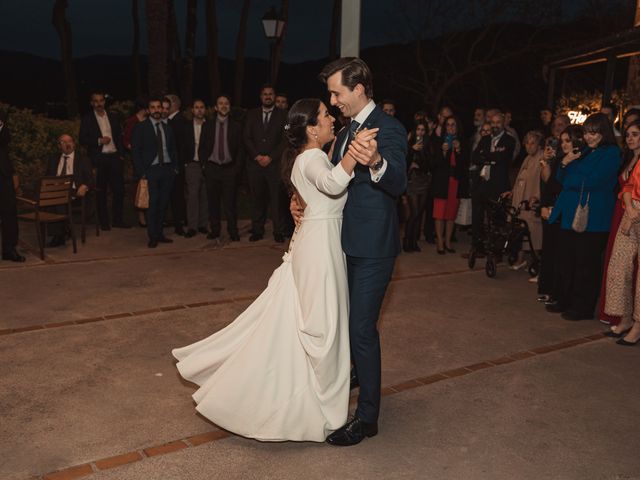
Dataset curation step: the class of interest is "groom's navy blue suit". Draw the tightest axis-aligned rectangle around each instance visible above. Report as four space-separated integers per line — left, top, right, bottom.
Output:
331 104 407 423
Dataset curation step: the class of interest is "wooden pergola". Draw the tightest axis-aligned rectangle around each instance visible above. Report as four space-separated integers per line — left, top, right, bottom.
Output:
543 27 640 108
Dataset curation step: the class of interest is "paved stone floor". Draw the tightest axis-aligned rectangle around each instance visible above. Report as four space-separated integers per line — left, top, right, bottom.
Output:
1 221 639 480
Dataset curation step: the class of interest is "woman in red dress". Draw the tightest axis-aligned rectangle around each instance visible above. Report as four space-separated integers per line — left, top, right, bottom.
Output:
431 116 468 254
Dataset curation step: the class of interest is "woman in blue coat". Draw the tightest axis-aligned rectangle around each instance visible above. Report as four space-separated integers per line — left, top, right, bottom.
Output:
547 113 621 320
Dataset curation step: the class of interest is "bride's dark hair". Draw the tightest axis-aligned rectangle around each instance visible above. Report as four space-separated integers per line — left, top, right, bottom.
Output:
281 98 321 194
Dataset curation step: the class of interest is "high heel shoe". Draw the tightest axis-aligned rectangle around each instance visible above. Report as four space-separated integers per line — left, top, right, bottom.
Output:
604 327 632 338
445 246 455 253
437 248 445 255
616 337 640 346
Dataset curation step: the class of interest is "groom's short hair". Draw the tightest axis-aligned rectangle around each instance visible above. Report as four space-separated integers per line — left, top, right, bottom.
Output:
319 57 373 99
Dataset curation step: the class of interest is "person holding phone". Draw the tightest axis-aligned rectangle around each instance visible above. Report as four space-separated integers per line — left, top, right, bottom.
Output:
546 114 621 321
403 123 431 252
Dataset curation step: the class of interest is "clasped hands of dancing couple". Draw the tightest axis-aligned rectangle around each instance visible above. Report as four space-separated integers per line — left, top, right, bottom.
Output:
173 58 408 446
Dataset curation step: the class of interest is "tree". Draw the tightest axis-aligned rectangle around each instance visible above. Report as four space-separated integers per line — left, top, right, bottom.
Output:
206 0 221 102
131 0 142 97
146 0 170 95
182 0 198 107
328 0 342 60
167 0 182 94
233 0 251 106
270 0 289 86
388 0 555 112
51 0 78 117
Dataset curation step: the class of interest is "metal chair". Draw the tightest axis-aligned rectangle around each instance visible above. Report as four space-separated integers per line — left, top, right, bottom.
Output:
17 175 76 259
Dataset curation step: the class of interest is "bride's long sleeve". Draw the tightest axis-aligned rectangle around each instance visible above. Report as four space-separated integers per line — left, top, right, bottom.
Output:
303 151 354 196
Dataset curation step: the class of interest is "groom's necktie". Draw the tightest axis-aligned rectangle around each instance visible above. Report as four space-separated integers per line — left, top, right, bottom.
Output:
341 120 360 160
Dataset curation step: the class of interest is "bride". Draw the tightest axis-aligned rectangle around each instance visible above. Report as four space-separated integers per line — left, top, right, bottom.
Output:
173 98 378 442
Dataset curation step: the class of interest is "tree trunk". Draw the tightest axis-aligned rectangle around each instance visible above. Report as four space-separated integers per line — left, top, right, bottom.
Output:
206 0 221 102
182 0 198 107
329 0 341 60
626 0 640 104
131 0 142 97
146 0 169 96
167 0 182 94
51 0 78 118
270 0 289 86
233 0 251 106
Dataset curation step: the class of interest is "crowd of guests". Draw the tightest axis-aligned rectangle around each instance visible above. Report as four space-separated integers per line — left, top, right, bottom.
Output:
2 88 640 345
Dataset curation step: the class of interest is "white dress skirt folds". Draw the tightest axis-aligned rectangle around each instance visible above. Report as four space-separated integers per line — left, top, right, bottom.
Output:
173 148 353 442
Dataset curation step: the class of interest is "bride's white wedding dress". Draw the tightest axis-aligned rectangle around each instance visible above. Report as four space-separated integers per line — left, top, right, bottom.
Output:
173 148 353 442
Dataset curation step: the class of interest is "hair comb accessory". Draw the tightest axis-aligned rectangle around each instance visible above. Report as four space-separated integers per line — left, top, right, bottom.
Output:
284 123 291 131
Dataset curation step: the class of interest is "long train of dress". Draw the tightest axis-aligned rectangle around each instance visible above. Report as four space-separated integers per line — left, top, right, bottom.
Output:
172 148 352 441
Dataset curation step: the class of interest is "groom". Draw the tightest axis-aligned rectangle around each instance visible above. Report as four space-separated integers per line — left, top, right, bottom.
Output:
320 58 407 445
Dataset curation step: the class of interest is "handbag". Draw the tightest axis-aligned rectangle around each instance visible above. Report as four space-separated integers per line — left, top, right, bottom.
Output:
134 178 149 210
571 181 589 233
455 198 472 226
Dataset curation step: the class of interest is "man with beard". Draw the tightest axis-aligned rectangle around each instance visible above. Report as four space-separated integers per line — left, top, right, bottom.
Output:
470 111 515 253
243 84 287 242
132 97 179 248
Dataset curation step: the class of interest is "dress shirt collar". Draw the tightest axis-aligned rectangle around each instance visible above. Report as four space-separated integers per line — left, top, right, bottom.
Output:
352 99 376 126
216 114 228 123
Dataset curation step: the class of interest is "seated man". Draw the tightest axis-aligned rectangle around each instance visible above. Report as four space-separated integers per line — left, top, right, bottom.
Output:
45 134 93 246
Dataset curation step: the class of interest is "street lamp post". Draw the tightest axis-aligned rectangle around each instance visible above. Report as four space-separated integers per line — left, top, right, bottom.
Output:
261 6 286 83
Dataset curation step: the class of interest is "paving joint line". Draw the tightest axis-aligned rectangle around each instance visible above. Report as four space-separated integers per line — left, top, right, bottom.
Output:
1 270 476 337
31 331 606 480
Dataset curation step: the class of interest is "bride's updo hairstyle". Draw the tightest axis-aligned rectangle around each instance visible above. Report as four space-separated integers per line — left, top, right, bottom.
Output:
281 98 322 194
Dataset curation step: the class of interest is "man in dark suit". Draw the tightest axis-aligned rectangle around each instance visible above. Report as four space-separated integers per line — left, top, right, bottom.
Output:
243 84 287 242
314 58 407 446
45 134 94 246
0 113 25 262
132 97 179 248
181 98 209 238
79 91 129 230
201 94 243 241
470 111 516 251
163 95 187 236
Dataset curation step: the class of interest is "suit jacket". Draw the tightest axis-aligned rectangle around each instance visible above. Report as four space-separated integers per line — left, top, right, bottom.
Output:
199 117 242 167
331 105 407 258
471 132 515 197
131 119 178 178
79 110 124 162
548 144 621 232
0 125 12 179
167 114 186 173
242 107 287 165
46 152 94 190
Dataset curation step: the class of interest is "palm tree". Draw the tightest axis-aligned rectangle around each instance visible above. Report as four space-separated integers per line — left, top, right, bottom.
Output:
131 0 142 97
233 0 251 106
627 0 640 104
206 0 221 102
146 0 170 95
51 0 78 117
270 0 289 86
168 0 182 93
182 0 198 106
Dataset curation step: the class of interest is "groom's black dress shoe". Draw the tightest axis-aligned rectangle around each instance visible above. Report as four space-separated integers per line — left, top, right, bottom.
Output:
326 417 378 446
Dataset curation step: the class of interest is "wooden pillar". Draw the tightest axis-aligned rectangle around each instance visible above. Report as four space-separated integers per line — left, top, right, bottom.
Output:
603 55 617 106
340 0 360 57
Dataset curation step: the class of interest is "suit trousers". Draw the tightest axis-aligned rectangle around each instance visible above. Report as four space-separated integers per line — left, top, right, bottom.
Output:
556 228 609 316
95 153 125 227
170 170 187 229
347 255 396 423
184 162 209 231
538 220 560 297
0 177 18 254
246 160 283 237
146 164 175 241
204 162 238 236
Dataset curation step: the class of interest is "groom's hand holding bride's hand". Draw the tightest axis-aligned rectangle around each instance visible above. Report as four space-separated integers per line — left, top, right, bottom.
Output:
347 128 381 167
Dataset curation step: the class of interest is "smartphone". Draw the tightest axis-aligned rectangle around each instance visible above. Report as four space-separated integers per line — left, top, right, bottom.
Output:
545 137 558 150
